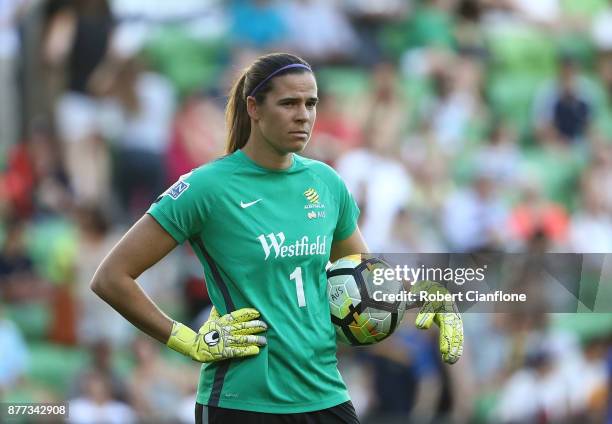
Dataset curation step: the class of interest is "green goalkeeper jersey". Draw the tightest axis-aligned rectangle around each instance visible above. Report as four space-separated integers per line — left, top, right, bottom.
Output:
147 149 360 413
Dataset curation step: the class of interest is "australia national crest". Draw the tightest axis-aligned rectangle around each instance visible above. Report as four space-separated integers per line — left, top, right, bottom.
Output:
304 188 325 219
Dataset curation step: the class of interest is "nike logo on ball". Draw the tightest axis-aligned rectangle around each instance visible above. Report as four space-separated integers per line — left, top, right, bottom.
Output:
240 199 262 208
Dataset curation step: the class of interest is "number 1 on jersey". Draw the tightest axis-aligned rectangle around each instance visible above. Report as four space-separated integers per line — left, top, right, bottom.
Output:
289 266 306 307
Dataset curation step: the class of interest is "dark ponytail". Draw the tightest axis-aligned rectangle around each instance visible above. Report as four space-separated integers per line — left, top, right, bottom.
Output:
226 72 251 154
225 53 312 154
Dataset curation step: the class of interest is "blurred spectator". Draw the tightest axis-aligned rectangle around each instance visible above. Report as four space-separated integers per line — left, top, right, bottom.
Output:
383 209 422 253
533 56 596 147
607 347 612 424
383 208 444 253
111 1 227 46
424 55 485 153
45 0 114 204
495 345 568 422
496 327 607 423
281 0 358 65
463 314 511 387
0 306 29 395
510 0 561 26
170 249 211 329
362 336 419 423
166 91 225 184
27 119 72 218
342 0 409 17
494 314 582 422
0 118 72 219
441 172 507 252
336 348 375 418
401 143 453 215
69 370 135 424
73 204 130 347
454 0 487 56
92 57 175 221
71 340 127 402
479 0 532 27
472 120 520 186
128 336 197 422
335 148 412 252
0 0 31 155
405 0 457 50
304 90 362 165
0 137 36 218
582 144 612 215
44 0 115 98
595 48 612 137
565 337 608 422
508 182 569 249
336 61 412 251
0 217 46 302
359 61 408 153
591 2 612 52
569 179 612 253
343 0 411 64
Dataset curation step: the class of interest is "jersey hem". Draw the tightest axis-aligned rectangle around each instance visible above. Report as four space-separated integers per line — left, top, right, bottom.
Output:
147 209 188 244
196 393 351 414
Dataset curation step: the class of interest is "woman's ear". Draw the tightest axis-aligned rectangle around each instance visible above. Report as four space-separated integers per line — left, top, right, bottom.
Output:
246 96 260 121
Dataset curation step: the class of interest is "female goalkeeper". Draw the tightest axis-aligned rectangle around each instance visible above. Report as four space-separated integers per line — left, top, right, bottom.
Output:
91 53 463 424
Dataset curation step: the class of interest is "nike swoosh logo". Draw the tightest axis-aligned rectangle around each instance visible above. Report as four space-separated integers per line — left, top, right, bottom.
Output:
240 199 262 208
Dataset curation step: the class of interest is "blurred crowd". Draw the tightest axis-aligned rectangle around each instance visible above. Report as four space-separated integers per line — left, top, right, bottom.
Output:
2 0 612 423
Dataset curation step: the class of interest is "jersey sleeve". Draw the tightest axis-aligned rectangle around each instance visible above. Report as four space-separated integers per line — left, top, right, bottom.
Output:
146 170 208 244
332 170 360 241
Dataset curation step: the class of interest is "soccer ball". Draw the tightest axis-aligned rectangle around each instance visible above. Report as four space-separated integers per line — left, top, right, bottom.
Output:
327 254 406 346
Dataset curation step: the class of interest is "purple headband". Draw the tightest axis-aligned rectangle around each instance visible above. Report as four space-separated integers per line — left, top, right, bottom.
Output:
248 63 312 97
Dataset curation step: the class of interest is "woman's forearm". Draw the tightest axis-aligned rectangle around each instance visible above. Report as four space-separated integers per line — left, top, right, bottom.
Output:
90 268 173 344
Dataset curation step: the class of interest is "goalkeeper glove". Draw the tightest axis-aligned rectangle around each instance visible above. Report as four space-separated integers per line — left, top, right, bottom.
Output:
167 307 267 363
410 280 464 364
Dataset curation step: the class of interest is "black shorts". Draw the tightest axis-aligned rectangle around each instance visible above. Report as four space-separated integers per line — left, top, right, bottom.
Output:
195 401 360 424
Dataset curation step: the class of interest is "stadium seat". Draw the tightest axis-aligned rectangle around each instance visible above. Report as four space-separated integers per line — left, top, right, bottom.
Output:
486 73 543 140
378 5 456 56
25 342 135 398
144 27 229 96
519 149 586 209
486 27 556 77
5 302 50 340
27 342 89 397
560 0 608 18
552 313 612 340
25 219 77 285
316 68 369 101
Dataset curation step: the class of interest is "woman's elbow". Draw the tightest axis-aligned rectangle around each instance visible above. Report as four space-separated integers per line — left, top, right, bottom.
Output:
90 265 116 298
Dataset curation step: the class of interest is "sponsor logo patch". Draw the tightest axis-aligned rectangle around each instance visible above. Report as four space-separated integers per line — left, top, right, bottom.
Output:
167 180 190 199
257 232 327 260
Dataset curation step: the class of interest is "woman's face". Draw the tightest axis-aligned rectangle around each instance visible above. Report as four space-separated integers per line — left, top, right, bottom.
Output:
249 72 318 155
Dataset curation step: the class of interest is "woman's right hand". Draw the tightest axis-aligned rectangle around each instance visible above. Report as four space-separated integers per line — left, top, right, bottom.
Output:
166 307 268 363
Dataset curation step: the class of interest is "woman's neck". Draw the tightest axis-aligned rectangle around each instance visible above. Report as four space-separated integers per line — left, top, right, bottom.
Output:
242 136 293 170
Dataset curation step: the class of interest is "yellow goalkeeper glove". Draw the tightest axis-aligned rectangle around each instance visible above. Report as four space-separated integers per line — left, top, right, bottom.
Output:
167 307 267 363
410 281 464 364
